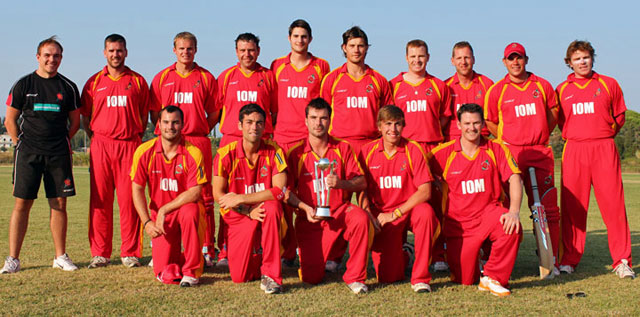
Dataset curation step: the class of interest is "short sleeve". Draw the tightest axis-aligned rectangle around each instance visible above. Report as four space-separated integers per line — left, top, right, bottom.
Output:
6 79 25 111
342 141 364 180
484 83 500 123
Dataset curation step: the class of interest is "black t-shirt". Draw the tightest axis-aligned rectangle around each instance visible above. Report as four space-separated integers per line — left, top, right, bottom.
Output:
7 72 80 155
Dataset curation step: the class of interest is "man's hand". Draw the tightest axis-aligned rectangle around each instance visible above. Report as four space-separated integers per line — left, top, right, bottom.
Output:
325 174 341 189
248 202 266 222
377 211 396 228
302 205 320 223
155 208 167 235
144 221 163 238
500 210 521 235
219 192 244 210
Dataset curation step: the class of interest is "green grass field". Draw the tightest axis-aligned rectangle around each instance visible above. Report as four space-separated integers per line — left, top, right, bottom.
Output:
0 166 638 315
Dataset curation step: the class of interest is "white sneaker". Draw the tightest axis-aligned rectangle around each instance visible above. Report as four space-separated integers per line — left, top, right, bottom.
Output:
148 258 153 267
180 275 199 287
478 276 510 297
260 275 282 294
613 259 636 279
122 257 141 268
52 253 78 271
325 260 339 273
1 256 20 274
432 261 449 272
347 282 368 294
411 282 431 293
559 265 574 274
215 258 228 268
203 254 214 268
88 256 110 268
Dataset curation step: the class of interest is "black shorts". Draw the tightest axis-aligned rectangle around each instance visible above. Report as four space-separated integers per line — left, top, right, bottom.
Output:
12 150 76 199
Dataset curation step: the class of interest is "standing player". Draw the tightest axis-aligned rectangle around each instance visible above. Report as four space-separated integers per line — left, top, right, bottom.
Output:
217 33 277 147
81 34 149 268
149 32 218 266
389 39 451 151
1 36 81 273
484 43 560 273
360 105 439 293
445 41 493 140
270 19 330 266
212 104 286 294
556 40 634 278
320 26 392 151
131 106 206 287
285 98 372 294
430 104 523 296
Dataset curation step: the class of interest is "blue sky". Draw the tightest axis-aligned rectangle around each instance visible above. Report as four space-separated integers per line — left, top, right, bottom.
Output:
2 0 639 115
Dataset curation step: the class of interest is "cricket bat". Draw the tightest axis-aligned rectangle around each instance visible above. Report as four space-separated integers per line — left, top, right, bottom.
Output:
528 167 555 280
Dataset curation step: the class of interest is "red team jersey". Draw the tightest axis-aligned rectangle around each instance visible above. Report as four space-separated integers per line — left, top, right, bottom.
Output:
270 53 330 144
320 64 393 141
445 72 494 138
130 138 207 211
429 137 520 226
484 73 557 145
360 138 433 212
216 63 277 137
81 66 149 139
389 73 452 143
149 63 217 136
556 72 626 141
213 139 287 216
287 136 364 208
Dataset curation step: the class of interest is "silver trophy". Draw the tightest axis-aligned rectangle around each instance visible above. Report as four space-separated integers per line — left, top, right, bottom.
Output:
313 158 335 219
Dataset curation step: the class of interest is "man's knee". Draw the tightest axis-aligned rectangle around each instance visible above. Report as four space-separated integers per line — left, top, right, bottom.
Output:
48 197 67 212
263 200 283 218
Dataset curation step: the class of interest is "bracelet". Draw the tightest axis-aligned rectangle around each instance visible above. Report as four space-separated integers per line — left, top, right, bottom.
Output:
393 208 403 218
143 219 152 228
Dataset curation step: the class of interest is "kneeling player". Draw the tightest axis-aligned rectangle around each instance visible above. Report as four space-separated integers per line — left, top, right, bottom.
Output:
360 105 439 293
212 104 286 294
286 98 373 294
131 106 206 287
430 104 523 296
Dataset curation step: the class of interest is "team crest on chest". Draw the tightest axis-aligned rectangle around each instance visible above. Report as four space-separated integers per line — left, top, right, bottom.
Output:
594 88 601 97
175 163 184 175
532 89 540 99
260 165 268 178
56 93 63 100
258 79 264 87
366 83 374 93
425 87 433 96
126 83 132 90
481 159 490 171
475 90 483 100
400 160 407 172
307 74 316 84
544 175 552 185
194 80 200 88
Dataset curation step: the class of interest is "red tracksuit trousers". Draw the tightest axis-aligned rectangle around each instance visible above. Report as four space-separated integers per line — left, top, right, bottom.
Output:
371 202 439 284
446 204 522 286
296 203 372 285
151 202 205 279
560 138 632 268
88 135 141 258
223 200 284 284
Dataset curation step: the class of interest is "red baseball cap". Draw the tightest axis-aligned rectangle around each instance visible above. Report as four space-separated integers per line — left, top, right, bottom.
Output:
157 263 182 285
504 42 526 58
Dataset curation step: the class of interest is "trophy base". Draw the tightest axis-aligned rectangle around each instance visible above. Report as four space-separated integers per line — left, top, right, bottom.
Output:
315 207 332 219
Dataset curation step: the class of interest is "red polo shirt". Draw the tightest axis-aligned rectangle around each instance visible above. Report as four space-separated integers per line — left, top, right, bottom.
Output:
445 72 493 137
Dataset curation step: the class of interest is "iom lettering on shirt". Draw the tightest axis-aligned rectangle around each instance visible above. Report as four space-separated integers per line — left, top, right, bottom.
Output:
174 92 193 104
347 96 368 109
245 183 265 194
107 95 127 107
379 176 402 189
572 102 594 115
461 178 485 194
237 91 258 102
160 178 178 192
514 103 537 117
406 100 427 113
287 86 308 99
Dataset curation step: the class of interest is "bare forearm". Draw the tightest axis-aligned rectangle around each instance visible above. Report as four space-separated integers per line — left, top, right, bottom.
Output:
508 174 523 213
132 183 151 222
399 183 431 214
81 115 93 138
286 191 313 211
486 121 499 137
68 110 81 138
206 111 219 132
160 185 202 215
150 111 159 126
337 175 366 192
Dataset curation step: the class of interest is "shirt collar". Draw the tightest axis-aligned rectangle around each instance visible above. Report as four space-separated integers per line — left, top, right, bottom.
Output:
449 71 481 85
302 136 341 154
375 137 407 153
452 136 489 152
168 62 200 72
566 71 599 82
234 139 268 159
101 65 133 77
153 137 186 155
283 52 317 65
503 71 538 85
338 63 372 76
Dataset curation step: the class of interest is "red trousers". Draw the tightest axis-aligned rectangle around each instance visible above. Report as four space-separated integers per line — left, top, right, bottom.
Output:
88 134 141 258
560 138 631 268
152 202 205 278
184 135 215 257
445 204 522 286
296 203 372 285
223 201 284 284
506 144 560 265
371 203 439 284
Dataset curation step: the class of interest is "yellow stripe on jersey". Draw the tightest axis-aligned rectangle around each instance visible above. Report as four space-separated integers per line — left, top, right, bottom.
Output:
370 75 381 94
185 140 207 184
264 139 288 173
478 76 488 91
492 139 520 173
364 142 379 166
286 140 305 159
158 68 172 89
392 81 402 98
534 81 547 105
130 138 157 180
442 151 458 181
297 152 309 179
557 82 569 101
496 84 509 143
91 70 104 92
215 141 237 177
275 63 287 81
429 79 442 100
597 77 611 96
445 77 454 87
199 70 208 87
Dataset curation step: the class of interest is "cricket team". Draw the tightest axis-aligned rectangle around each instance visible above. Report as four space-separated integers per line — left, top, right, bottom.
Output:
1 19 635 297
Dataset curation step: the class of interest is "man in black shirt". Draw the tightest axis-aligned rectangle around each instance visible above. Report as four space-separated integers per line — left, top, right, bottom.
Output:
1 36 81 274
